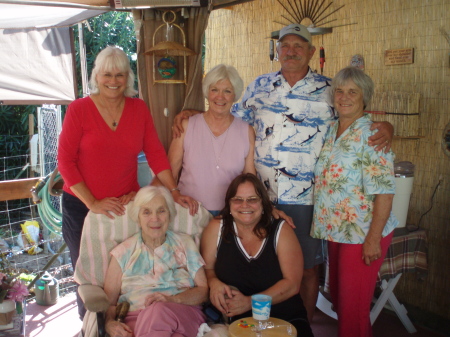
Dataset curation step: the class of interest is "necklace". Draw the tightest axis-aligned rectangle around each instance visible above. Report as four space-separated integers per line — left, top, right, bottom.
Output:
204 114 233 170
209 124 231 170
96 96 124 128
109 108 122 127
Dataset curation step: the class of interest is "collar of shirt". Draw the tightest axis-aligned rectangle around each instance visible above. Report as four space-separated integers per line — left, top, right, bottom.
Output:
271 67 320 90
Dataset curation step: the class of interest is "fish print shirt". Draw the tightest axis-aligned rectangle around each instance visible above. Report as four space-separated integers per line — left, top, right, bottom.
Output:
311 115 398 244
232 68 334 205
110 230 205 311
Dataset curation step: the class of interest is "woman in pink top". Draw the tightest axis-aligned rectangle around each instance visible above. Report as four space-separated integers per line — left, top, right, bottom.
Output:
168 64 256 215
57 46 197 318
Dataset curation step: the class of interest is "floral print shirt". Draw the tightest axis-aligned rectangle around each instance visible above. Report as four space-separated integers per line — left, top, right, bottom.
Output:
311 115 398 244
110 231 205 311
232 69 334 205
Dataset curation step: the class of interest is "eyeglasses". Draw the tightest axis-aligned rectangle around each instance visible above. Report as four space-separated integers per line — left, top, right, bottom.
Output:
230 197 261 205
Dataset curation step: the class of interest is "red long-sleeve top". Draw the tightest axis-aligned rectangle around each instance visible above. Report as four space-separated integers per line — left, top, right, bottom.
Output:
57 96 170 200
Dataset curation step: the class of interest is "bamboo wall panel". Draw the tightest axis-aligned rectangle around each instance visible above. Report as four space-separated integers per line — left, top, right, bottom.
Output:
367 92 421 137
205 0 450 319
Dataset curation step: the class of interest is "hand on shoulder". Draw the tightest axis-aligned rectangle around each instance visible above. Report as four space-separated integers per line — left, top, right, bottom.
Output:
369 121 394 153
172 109 202 138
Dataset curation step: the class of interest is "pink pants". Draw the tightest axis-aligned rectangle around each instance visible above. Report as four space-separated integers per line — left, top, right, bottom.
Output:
328 232 394 337
124 302 206 337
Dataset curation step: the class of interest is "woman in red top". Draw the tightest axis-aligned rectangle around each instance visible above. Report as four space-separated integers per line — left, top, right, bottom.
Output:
57 46 197 318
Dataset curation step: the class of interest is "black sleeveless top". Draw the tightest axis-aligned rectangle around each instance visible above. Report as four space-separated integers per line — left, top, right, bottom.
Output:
215 219 309 328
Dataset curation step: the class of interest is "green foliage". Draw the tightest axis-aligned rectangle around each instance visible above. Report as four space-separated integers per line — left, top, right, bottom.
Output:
73 11 137 98
0 105 37 159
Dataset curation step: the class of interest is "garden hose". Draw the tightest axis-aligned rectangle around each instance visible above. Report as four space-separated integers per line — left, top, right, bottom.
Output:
31 168 63 236
28 169 68 289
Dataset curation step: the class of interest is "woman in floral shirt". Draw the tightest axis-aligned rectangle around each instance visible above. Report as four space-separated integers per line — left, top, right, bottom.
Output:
311 66 398 337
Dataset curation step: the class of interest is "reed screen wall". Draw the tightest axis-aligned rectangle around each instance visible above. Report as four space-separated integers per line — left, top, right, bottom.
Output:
205 0 449 320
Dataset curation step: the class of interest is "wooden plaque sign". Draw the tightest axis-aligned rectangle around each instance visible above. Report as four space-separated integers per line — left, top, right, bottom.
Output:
384 48 414 65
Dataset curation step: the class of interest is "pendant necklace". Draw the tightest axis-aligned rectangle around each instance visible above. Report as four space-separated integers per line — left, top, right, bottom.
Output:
109 109 121 127
208 122 231 170
105 99 124 128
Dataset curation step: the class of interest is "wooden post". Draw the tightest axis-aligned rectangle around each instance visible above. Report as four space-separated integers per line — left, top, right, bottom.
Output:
28 114 34 179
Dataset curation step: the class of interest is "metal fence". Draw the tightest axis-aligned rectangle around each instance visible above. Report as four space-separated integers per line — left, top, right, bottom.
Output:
1 105 76 298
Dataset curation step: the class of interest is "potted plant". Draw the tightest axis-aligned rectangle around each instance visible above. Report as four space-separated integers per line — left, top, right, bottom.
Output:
0 272 29 325
0 254 29 327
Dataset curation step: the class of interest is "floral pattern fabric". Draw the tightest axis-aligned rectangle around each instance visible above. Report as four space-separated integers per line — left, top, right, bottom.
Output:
110 231 205 311
231 69 334 205
311 115 398 244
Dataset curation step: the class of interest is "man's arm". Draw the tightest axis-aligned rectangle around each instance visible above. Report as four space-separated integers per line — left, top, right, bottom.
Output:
172 109 203 138
168 118 188 180
369 121 394 153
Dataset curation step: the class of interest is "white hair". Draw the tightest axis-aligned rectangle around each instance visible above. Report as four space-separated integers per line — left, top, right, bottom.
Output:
202 64 244 102
89 46 138 97
129 186 177 225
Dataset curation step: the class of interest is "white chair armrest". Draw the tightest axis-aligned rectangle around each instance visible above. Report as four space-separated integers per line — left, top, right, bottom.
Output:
79 284 110 313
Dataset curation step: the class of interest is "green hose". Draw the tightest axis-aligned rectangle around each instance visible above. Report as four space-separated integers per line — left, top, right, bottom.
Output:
30 170 68 285
35 172 63 236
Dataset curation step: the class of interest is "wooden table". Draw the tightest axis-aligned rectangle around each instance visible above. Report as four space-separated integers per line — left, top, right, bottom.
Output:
316 229 428 334
229 317 296 336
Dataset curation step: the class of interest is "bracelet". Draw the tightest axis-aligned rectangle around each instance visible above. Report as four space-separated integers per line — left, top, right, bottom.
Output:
170 187 180 193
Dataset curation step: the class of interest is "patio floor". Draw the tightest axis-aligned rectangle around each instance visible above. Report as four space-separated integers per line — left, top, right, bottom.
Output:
25 292 445 337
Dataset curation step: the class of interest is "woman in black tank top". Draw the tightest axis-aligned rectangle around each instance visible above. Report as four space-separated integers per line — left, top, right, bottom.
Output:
201 174 314 336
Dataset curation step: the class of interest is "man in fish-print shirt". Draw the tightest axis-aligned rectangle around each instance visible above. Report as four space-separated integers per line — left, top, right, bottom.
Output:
172 23 393 323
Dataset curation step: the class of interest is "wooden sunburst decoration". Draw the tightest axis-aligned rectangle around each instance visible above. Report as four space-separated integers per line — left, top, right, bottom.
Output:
275 0 347 29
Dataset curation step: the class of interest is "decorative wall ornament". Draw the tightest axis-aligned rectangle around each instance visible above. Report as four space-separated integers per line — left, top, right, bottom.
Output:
350 54 365 70
273 0 355 37
145 10 196 85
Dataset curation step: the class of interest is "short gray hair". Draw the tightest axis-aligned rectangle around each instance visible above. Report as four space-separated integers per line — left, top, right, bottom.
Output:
89 46 138 97
202 64 244 102
129 186 177 225
331 66 374 109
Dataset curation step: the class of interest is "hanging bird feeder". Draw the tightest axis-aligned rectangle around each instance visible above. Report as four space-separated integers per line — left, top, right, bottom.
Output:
145 10 196 85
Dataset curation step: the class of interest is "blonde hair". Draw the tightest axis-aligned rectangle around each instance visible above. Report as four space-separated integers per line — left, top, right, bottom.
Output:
89 46 137 97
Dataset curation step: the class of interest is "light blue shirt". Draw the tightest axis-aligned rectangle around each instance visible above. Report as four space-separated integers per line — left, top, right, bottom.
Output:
111 231 205 311
232 68 335 205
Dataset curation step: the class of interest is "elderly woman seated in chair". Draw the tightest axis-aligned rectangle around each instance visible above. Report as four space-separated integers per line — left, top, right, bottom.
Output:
104 185 208 337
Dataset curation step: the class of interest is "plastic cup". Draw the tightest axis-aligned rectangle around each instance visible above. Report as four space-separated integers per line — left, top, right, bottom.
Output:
251 294 272 327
